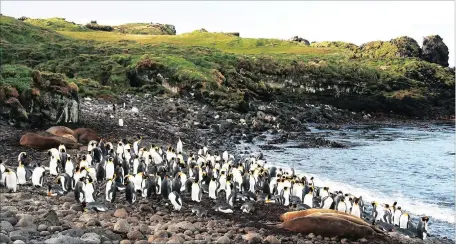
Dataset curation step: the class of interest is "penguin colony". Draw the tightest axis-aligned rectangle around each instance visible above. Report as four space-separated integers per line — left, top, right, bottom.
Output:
0 137 430 240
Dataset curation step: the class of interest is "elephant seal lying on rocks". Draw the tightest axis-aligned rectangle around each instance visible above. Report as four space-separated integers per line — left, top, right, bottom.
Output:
72 128 99 145
278 209 385 239
20 132 81 150
277 214 378 239
46 126 77 142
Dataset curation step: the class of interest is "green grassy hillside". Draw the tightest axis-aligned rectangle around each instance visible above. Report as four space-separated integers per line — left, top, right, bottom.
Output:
1 15 454 118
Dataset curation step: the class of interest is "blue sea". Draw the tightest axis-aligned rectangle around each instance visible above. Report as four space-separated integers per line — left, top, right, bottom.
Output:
242 122 456 239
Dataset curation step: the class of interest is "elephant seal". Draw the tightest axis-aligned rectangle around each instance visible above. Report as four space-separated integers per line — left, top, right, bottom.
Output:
307 212 385 234
277 215 377 239
280 209 344 222
73 128 99 145
20 133 81 150
46 126 77 142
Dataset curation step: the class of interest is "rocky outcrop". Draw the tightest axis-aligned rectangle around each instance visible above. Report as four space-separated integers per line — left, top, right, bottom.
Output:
0 71 80 127
421 35 449 67
390 36 421 58
290 36 310 45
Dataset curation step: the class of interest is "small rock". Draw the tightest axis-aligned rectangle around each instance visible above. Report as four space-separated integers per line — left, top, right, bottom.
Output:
264 235 280 244
139 204 152 213
48 226 63 233
40 231 51 236
81 232 102 244
242 232 263 244
127 230 144 241
44 234 82 244
183 230 192 236
307 233 316 239
62 228 85 237
358 238 368 243
207 220 216 228
0 221 14 232
15 216 34 228
0 233 11 244
216 236 231 244
120 240 131 244
135 241 149 244
324 237 330 241
154 230 168 239
38 224 48 232
168 234 185 243
70 204 83 212
9 230 29 241
88 219 101 227
13 240 25 244
113 219 130 234
341 238 348 244
330 237 338 241
114 209 128 218
150 215 163 222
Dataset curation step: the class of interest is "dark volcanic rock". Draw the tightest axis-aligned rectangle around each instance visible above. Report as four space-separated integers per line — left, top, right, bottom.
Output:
421 35 450 67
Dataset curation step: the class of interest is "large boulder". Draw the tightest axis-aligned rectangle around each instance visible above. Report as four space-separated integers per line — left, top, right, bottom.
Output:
390 36 421 58
421 35 449 67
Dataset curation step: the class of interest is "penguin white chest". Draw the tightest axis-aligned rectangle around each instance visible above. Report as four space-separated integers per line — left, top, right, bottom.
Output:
32 167 45 187
16 167 27 184
283 190 290 206
249 175 256 192
322 197 333 209
351 204 361 218
191 184 200 202
5 172 17 192
337 201 347 213
303 193 313 207
209 181 217 199
393 210 402 226
105 163 114 179
134 175 143 192
133 160 139 175
65 161 74 177
84 183 95 202
105 180 113 201
49 159 59 176
399 214 409 229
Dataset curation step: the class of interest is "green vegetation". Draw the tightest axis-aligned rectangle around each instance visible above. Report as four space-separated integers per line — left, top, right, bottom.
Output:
24 17 90 32
0 64 33 92
0 15 454 117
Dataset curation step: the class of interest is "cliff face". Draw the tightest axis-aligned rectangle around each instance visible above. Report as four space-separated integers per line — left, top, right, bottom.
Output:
0 65 80 127
1 15 454 122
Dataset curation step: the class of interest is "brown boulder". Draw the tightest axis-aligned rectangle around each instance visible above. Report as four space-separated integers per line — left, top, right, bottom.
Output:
73 128 98 144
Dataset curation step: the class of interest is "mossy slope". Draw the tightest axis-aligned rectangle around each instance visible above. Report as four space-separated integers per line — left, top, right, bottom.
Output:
1 15 454 118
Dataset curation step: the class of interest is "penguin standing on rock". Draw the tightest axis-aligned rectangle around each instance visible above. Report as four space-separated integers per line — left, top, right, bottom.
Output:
105 177 117 203
74 177 86 203
417 216 430 240
125 176 136 204
191 179 202 202
4 169 18 192
31 163 46 187
161 175 172 200
169 191 183 211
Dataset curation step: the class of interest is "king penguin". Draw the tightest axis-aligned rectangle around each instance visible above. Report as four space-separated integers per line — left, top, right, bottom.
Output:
169 191 183 211
31 163 46 187
161 175 172 200
281 186 291 206
84 176 96 203
125 177 136 204
416 216 429 240
350 198 362 218
16 161 28 185
49 155 61 176
303 187 314 208
399 212 411 229
336 197 347 213
191 179 202 202
106 177 117 203
105 157 115 180
4 169 18 192
393 206 402 226
74 177 86 203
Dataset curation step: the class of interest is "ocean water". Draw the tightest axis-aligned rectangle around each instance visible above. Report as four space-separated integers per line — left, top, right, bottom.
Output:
243 123 456 239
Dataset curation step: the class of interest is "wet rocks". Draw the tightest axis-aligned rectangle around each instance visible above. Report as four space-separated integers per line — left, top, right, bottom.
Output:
113 219 130 234
81 233 102 244
9 230 30 241
37 224 48 232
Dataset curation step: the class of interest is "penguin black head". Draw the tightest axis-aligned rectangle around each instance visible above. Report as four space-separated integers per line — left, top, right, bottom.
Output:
82 155 87 161
60 148 65 153
354 198 359 204
397 206 401 210
384 204 390 208
135 155 139 159
324 187 329 190
393 201 397 206
422 217 429 222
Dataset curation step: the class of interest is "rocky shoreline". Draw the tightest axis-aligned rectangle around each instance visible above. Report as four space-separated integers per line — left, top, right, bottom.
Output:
0 94 454 244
